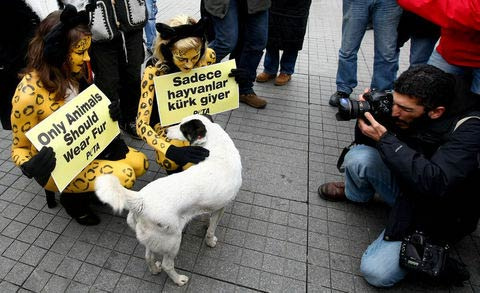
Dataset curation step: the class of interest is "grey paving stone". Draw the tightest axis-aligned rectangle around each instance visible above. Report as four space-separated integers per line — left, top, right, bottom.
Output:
14 207 38 224
0 235 14 255
51 235 76 255
66 281 90 293
78 227 101 244
30 211 54 229
23 268 51 292
55 256 82 279
46 215 71 233
104 251 130 272
38 251 64 273
93 269 121 292
114 235 138 254
34 230 59 249
4 261 34 285
236 266 261 289
20 245 47 266
0 256 16 278
3 239 29 260
123 256 147 278
330 269 354 292
85 245 111 267
74 262 102 286
2 220 26 238
16 225 42 244
243 233 266 251
194 255 239 283
69 240 93 261
0 281 19 293
43 275 71 293
113 274 141 293
95 230 121 249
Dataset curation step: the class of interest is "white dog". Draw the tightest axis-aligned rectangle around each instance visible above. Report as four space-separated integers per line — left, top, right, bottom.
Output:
95 114 242 286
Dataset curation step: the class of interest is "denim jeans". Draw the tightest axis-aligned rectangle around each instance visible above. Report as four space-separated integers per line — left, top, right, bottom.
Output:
343 145 407 287
336 0 402 94
361 230 408 287
144 0 157 51
409 36 438 67
263 49 298 75
208 0 268 94
343 144 400 207
428 49 480 94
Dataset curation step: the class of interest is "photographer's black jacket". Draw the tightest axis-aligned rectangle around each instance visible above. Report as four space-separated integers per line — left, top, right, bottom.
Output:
376 106 480 243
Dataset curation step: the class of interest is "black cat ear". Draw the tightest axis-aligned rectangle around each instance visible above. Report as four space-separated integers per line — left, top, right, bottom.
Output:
156 23 176 39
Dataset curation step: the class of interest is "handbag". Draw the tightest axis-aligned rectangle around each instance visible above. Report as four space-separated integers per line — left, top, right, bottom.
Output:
114 0 147 33
89 0 120 42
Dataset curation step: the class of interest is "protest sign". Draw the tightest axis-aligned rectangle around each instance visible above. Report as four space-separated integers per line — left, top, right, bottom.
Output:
25 84 120 191
154 59 239 126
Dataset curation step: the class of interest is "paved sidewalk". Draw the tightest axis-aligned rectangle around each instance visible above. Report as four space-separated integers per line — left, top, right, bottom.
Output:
1 0 479 292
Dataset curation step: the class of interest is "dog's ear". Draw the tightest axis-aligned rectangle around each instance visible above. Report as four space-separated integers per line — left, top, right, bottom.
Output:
180 119 206 144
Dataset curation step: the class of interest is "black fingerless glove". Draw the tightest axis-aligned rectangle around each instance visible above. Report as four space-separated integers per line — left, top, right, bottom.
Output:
229 68 250 85
165 145 210 166
20 146 56 187
108 99 122 122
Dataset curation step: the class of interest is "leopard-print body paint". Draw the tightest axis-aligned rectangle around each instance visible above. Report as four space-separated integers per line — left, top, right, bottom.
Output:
136 48 216 171
11 71 148 192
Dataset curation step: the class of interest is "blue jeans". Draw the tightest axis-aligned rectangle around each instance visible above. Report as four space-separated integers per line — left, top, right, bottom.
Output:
409 36 438 67
263 49 298 75
361 230 408 287
144 0 157 51
343 145 407 287
208 0 268 95
336 0 402 94
428 49 480 94
343 144 400 207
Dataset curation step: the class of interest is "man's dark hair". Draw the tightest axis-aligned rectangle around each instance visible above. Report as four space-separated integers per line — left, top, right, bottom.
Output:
394 64 456 110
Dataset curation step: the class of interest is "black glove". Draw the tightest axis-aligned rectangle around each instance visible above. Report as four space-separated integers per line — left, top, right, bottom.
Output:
229 68 250 85
20 146 56 187
97 137 129 160
165 145 210 166
108 99 122 121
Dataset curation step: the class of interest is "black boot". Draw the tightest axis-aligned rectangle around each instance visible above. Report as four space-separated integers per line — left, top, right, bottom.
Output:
60 192 100 226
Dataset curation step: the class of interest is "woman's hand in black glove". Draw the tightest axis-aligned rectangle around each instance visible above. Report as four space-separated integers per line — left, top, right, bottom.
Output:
20 146 56 187
108 100 122 121
165 145 210 166
229 68 250 85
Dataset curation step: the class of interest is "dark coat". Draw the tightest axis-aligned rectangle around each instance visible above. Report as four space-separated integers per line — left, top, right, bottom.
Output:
377 85 480 243
397 11 440 49
0 0 39 130
266 0 312 51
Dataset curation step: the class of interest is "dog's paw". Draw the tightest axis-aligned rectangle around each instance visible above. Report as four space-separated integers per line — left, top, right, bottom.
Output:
174 274 189 286
206 235 217 248
148 261 162 274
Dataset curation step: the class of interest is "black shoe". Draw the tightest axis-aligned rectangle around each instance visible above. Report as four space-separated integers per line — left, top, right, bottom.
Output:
120 121 141 140
329 91 350 106
75 211 100 226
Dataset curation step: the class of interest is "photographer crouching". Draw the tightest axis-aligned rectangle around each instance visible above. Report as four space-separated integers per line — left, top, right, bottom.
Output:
319 64 480 287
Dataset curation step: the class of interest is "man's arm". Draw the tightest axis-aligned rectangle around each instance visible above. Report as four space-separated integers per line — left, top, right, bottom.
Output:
377 119 480 197
398 0 480 31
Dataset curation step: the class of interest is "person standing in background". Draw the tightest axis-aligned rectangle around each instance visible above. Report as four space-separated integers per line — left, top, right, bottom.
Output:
202 0 270 109
145 0 158 55
329 0 402 107
256 0 312 86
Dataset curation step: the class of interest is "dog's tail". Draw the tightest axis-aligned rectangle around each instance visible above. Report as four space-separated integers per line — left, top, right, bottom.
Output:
95 175 142 214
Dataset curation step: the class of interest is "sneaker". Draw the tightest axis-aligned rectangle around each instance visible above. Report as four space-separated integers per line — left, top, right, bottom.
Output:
239 93 267 109
120 121 141 140
329 91 350 106
274 73 291 86
318 182 347 202
256 72 276 83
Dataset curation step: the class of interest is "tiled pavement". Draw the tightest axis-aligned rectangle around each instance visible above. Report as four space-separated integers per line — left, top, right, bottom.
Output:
1 0 480 292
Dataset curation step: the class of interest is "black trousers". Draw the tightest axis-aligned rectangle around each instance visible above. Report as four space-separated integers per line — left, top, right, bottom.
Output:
90 29 144 123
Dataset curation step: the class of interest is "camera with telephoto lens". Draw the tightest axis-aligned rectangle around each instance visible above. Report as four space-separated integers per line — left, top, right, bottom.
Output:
335 90 394 121
399 231 449 278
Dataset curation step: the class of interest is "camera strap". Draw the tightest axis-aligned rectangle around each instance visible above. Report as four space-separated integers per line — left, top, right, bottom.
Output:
337 141 355 173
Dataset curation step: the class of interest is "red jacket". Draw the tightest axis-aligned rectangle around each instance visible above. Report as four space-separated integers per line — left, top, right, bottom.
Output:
398 0 480 67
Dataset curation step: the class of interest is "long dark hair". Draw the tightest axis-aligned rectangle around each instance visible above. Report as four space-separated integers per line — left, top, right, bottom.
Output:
25 9 91 101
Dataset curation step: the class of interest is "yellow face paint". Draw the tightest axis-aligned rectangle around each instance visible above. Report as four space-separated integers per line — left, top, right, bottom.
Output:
172 47 201 73
68 35 91 74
